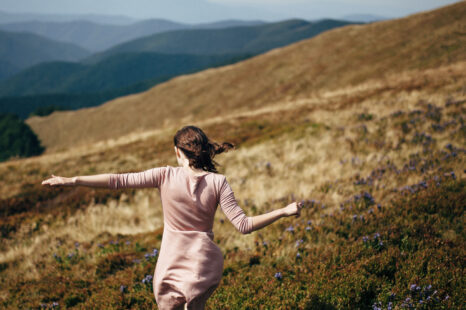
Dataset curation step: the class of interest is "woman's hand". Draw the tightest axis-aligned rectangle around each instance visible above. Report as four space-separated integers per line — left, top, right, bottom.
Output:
283 201 303 217
42 174 77 187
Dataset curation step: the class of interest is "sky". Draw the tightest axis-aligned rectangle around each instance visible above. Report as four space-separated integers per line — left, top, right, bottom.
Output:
0 0 461 23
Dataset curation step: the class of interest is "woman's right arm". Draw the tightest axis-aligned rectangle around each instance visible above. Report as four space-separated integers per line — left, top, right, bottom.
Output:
42 167 167 189
42 174 111 188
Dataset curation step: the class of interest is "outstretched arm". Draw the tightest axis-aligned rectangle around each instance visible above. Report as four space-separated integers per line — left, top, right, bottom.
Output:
42 167 167 189
250 201 302 232
219 176 302 234
42 174 111 188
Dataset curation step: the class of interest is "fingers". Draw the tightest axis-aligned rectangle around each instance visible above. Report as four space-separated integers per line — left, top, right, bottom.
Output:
42 175 60 186
294 200 303 217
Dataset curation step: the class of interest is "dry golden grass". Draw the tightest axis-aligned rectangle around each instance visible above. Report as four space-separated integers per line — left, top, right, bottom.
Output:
26 1 466 150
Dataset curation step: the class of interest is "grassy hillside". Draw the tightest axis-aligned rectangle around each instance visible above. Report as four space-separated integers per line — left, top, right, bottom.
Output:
0 30 90 80
0 52 252 97
0 60 464 308
27 1 466 151
85 19 355 64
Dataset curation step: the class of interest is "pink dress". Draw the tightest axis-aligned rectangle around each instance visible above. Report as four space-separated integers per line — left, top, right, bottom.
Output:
108 165 253 309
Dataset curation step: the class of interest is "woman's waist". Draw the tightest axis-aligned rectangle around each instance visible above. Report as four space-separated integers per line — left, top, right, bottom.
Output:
163 223 215 240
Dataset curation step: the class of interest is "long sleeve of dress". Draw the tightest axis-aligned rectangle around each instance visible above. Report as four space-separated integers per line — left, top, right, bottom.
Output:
219 176 253 234
108 167 167 189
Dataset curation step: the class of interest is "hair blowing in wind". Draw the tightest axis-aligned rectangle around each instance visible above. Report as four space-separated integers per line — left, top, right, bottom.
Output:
173 125 234 173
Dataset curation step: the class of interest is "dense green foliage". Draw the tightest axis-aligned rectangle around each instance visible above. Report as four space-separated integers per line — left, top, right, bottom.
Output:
85 19 356 63
0 30 89 80
0 113 44 161
29 105 66 117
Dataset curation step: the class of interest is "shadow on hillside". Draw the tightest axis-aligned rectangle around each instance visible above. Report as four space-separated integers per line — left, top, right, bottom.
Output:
304 295 337 309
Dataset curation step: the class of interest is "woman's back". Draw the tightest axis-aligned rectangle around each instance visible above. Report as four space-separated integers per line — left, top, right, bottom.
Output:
108 165 253 235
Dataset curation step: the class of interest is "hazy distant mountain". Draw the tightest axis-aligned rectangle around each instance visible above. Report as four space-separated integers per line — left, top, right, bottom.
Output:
340 14 388 23
0 30 90 80
0 60 19 81
0 52 250 97
0 19 267 52
0 10 138 25
0 19 188 52
192 19 265 29
0 52 252 119
86 19 355 63
0 17 354 111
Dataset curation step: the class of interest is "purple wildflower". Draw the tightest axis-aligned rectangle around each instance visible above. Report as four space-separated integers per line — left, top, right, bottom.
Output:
295 239 304 247
285 225 294 232
142 274 153 284
274 272 282 280
120 285 127 293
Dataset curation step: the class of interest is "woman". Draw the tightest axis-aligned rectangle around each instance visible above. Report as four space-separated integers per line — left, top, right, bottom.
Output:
42 125 302 310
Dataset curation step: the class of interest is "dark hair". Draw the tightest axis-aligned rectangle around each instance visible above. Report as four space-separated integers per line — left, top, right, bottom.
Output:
173 125 234 173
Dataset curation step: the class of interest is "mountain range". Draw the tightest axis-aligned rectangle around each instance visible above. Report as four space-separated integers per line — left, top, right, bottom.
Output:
0 19 265 52
0 10 138 25
0 18 354 118
85 19 353 63
25 1 465 150
0 30 89 80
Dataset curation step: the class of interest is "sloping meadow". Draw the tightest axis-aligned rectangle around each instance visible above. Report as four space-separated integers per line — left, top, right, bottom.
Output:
0 60 464 308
